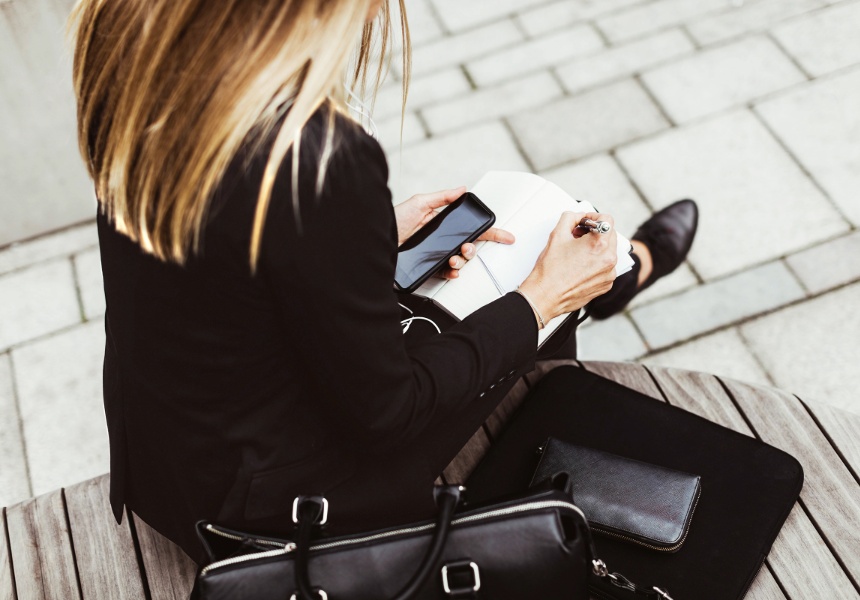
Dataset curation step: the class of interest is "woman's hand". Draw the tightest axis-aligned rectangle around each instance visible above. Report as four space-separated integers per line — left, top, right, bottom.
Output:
395 187 515 280
518 211 618 325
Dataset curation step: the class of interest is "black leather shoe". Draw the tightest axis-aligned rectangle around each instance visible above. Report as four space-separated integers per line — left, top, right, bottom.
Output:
632 199 698 293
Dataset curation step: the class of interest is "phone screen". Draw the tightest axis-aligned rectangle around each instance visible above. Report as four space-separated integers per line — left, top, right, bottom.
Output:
395 193 495 292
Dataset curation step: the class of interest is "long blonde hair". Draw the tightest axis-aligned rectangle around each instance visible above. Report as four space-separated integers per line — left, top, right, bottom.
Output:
70 0 410 267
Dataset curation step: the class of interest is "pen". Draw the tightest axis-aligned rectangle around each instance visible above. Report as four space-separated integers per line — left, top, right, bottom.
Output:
579 217 612 234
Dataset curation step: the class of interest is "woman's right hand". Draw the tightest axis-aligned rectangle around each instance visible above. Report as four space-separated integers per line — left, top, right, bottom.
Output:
518 211 618 326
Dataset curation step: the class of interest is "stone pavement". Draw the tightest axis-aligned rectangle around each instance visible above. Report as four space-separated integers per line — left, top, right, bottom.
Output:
1 0 859 508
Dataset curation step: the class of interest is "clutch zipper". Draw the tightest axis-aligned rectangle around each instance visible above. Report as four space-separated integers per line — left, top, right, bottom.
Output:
200 500 587 576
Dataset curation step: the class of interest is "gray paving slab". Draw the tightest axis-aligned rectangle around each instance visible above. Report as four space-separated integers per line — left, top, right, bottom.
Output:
686 0 826 46
508 79 669 171
741 282 860 416
0 352 31 507
595 0 728 44
429 0 548 33
786 231 860 295
12 319 108 495
630 260 806 349
374 68 471 122
516 0 647 37
0 221 97 276
376 111 427 150
641 36 806 124
639 327 773 387
772 0 860 77
755 66 860 226
628 263 700 309
73 247 105 321
616 109 850 280
406 20 524 77
577 315 648 361
389 0 443 46
0 259 81 350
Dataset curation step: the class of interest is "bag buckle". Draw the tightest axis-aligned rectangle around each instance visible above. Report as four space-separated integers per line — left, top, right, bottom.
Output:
292 496 329 526
653 587 674 600
441 561 481 596
290 590 327 600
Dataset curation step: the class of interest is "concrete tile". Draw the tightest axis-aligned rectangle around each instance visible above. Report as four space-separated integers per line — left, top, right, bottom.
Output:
628 263 699 308
539 153 653 238
616 110 849 280
0 221 97 276
756 67 860 226
423 71 563 136
642 36 806 124
390 0 443 46
374 68 471 121
509 79 669 171
577 315 648 361
466 24 605 87
741 282 860 415
786 231 860 294
430 0 546 33
0 353 31 506
408 20 524 77
687 0 826 46
13 320 108 495
773 1 860 76
640 327 772 386
516 0 648 38
376 111 427 154
73 247 105 321
387 121 529 206
556 29 695 95
596 0 729 44
630 260 806 349
0 259 81 350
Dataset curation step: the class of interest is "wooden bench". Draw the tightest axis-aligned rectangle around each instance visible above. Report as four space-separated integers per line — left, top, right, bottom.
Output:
2 361 859 599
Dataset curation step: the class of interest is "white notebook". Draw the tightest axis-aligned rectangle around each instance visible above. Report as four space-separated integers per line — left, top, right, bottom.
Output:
413 171 635 348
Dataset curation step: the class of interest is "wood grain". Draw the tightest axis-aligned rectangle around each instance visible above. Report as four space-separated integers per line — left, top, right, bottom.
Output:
0 510 15 600
722 378 860 586
132 514 196 600
581 361 663 400
745 565 788 600
65 476 145 600
443 427 492 484
801 398 860 483
5 491 80 600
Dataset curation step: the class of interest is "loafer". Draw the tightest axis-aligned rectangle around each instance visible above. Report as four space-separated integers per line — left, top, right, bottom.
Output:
632 199 698 293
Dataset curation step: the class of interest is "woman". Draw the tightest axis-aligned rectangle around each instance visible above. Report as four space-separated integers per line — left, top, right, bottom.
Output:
70 0 695 562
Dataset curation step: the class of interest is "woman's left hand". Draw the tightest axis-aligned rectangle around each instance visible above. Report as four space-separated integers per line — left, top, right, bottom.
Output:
394 186 515 280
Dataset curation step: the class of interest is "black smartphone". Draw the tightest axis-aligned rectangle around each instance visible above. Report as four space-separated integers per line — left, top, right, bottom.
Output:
394 192 495 293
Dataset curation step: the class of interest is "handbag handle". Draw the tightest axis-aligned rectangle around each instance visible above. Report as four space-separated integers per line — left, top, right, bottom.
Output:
293 486 464 600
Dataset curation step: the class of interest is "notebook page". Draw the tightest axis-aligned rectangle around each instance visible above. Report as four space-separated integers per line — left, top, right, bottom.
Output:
430 258 503 320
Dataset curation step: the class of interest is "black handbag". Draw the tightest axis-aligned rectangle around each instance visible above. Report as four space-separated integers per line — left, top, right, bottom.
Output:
192 477 672 599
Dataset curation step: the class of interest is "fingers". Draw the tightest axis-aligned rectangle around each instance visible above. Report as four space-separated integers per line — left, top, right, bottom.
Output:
413 186 467 209
476 227 515 244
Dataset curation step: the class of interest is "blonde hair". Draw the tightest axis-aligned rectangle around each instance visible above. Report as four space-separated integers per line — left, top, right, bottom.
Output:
70 0 410 267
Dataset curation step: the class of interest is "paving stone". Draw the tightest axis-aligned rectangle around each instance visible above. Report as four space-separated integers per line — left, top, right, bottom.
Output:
786 231 860 294
0 259 81 350
630 260 806 349
577 315 648 361
642 36 806 124
406 20 524 77
386 121 529 207
376 111 427 154
423 71 563 135
374 68 471 121
516 0 648 38
509 79 668 171
0 221 97 276
389 0 443 45
466 24 604 87
596 0 729 44
639 327 772 386
73 247 105 321
616 109 849 280
430 0 547 33
687 0 826 46
741 282 860 416
628 263 700 308
0 353 31 506
556 29 694 95
13 319 108 495
756 67 860 226
773 1 860 77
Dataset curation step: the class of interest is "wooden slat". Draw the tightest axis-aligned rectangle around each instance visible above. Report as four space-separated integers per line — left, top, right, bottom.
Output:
132 515 196 600
581 361 664 400
0 509 15 600
484 378 530 438
801 398 860 482
722 378 860 587
5 491 80 600
65 476 145 600
443 427 492 484
746 566 788 600
647 367 859 598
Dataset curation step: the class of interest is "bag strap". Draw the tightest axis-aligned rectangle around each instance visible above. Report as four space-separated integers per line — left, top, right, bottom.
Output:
591 558 674 599
292 486 464 600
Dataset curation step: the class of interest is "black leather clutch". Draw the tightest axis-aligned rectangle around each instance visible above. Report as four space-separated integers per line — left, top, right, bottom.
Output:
531 438 701 552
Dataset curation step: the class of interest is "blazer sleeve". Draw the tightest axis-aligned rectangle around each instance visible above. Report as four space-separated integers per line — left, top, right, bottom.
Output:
260 125 538 454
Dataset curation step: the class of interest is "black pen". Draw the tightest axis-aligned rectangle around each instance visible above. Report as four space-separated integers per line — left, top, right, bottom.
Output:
578 217 612 234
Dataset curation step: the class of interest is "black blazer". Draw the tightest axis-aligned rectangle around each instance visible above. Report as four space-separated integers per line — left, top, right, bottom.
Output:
98 110 538 562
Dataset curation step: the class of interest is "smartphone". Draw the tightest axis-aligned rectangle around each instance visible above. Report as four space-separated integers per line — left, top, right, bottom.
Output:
394 192 496 293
